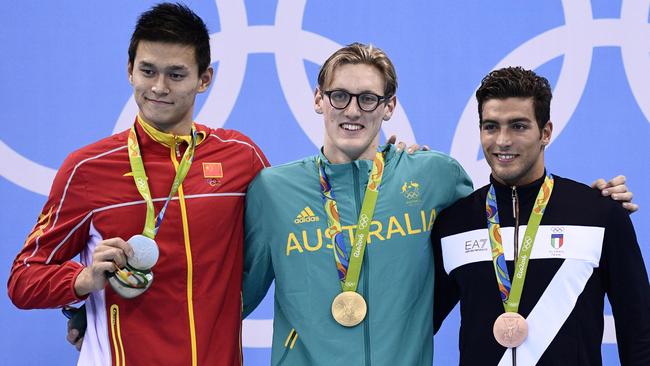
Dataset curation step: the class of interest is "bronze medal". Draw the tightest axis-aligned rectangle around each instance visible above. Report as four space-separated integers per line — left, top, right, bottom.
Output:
493 312 528 348
331 292 367 327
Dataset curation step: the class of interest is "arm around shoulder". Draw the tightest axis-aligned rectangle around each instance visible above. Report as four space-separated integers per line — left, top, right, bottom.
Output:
444 155 473 206
602 204 650 364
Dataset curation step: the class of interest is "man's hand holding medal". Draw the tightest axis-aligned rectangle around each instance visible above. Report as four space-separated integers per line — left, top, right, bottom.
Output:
73 235 159 299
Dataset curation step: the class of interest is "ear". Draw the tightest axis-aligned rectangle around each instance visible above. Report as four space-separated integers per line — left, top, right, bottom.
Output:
197 66 214 93
541 121 553 146
127 63 134 85
382 95 397 121
314 87 324 114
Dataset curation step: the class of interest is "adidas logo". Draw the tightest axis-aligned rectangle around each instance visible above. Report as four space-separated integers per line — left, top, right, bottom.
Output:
294 206 320 224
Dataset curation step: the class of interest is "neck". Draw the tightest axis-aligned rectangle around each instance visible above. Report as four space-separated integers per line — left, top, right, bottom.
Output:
493 171 546 189
138 114 192 136
323 146 378 164
322 134 380 164
493 158 546 187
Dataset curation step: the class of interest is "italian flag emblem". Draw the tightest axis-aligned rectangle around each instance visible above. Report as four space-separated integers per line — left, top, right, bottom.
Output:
551 233 564 249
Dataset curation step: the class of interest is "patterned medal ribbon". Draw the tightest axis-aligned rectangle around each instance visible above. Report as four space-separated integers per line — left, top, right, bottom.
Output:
127 123 198 239
318 152 385 292
486 172 554 313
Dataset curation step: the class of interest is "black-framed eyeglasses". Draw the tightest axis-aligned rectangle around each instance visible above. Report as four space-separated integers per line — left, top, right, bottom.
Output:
322 89 389 112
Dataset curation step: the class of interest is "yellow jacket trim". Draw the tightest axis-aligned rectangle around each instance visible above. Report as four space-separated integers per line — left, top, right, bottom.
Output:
110 304 126 366
170 146 198 366
137 114 206 146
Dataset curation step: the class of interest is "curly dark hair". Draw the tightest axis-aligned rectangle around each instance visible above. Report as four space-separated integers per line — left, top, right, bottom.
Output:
476 66 552 130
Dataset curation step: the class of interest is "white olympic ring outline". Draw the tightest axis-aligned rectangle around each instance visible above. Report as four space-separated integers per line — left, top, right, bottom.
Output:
450 0 650 188
0 0 641 349
1 0 417 196
358 214 369 229
136 177 147 189
2 0 649 197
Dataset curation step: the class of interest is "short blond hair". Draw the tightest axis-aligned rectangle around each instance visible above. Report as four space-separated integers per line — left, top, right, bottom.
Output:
317 42 397 97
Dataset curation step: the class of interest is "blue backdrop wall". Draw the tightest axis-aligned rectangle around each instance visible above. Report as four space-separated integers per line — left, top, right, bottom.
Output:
1 1 648 364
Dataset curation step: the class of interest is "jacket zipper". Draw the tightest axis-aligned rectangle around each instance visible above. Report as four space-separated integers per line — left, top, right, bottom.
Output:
511 186 519 366
512 187 519 258
171 141 198 366
175 139 181 158
353 164 371 366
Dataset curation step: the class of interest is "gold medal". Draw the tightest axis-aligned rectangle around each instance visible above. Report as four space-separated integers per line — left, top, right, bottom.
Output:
331 292 367 327
493 312 528 348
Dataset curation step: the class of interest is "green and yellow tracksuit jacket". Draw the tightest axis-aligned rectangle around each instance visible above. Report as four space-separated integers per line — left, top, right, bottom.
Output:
243 145 473 366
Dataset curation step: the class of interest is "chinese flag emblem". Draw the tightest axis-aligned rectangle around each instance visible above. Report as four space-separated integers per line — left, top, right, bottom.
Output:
203 163 223 178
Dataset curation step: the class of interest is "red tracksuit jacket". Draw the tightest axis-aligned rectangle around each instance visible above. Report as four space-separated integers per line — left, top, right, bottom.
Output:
8 119 268 365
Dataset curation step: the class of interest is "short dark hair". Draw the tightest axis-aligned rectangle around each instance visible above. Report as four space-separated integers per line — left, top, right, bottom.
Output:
317 42 398 98
476 66 552 130
128 2 211 75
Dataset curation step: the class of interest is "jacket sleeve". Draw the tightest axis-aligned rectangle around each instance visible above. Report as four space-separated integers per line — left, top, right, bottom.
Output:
7 153 92 309
602 204 650 365
242 173 275 318
432 214 460 334
223 128 270 172
445 156 473 210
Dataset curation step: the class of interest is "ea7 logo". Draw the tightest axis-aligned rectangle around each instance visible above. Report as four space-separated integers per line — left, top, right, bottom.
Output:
465 238 488 253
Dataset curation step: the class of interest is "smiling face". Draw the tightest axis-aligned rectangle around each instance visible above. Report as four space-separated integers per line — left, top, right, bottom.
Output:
315 63 396 164
480 97 552 186
128 40 213 135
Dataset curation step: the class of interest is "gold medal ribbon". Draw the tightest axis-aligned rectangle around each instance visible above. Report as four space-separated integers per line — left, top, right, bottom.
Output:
318 152 385 292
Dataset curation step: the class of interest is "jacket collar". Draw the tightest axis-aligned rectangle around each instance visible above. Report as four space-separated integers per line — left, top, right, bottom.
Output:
317 144 396 168
136 114 207 148
489 170 548 203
